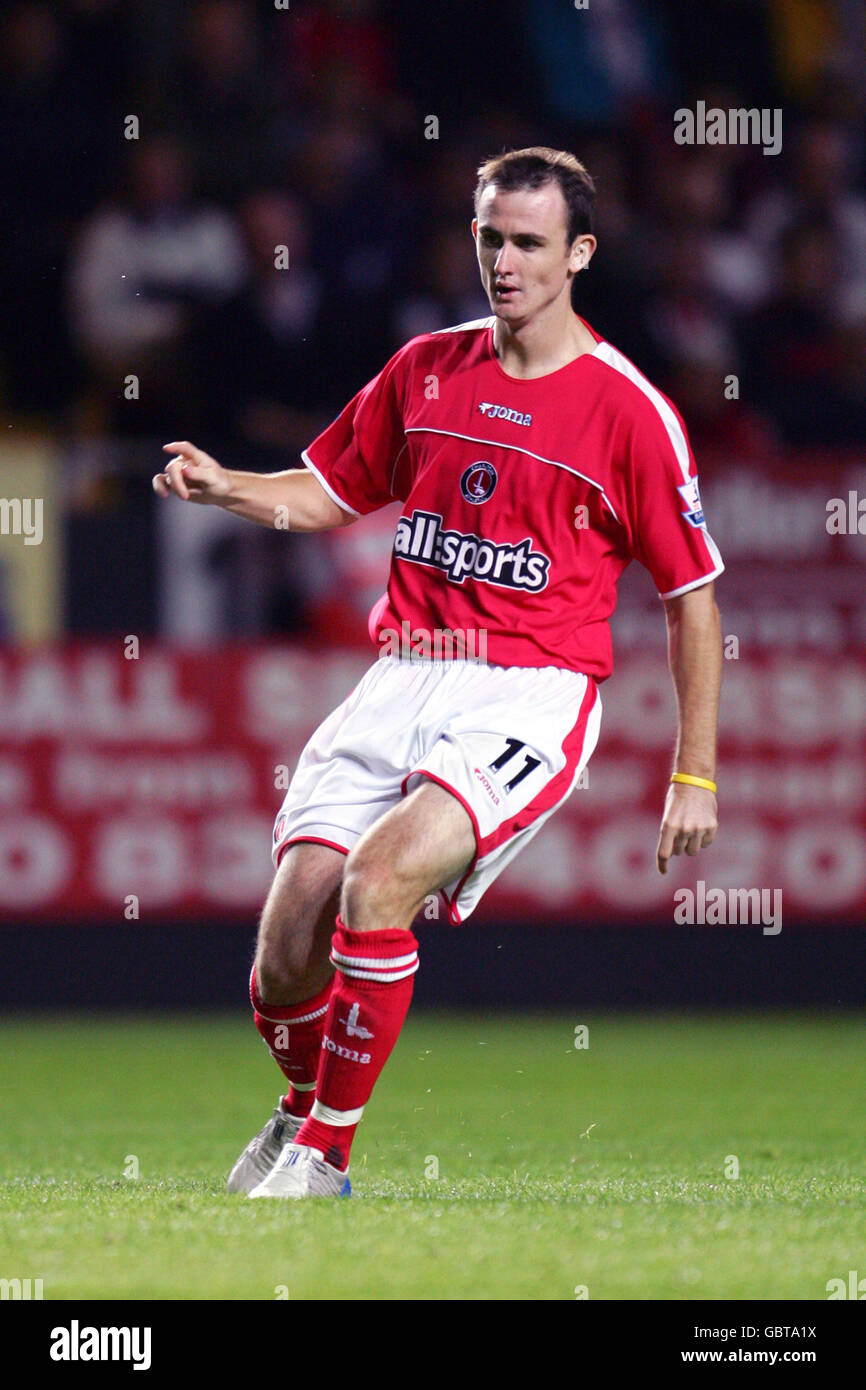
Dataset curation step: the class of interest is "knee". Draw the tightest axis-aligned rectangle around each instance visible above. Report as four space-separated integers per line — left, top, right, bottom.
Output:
254 946 301 1005
254 906 324 1003
255 941 336 1005
341 838 417 930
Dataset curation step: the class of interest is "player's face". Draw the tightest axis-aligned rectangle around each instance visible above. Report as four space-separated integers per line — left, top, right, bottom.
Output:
472 183 591 328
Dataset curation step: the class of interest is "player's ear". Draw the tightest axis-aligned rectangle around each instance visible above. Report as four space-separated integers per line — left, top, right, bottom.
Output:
471 217 478 240
570 234 596 273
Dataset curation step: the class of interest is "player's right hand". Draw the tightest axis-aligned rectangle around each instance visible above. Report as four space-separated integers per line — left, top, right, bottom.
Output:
153 441 232 503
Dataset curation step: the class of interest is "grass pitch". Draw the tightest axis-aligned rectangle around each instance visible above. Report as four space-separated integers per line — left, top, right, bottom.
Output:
0 1011 864 1301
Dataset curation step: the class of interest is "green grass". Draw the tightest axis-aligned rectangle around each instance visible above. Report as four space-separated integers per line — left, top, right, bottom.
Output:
0 1011 864 1300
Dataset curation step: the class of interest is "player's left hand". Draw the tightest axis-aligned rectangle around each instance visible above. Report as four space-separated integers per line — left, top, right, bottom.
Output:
656 782 717 875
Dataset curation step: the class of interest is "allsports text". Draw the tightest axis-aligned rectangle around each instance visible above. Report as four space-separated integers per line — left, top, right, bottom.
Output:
394 509 550 591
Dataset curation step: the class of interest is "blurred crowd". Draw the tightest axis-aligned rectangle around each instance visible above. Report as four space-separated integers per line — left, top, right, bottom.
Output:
2 0 863 455
0 0 864 638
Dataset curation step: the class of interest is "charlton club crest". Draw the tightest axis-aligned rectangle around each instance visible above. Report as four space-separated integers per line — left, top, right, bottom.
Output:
460 461 498 504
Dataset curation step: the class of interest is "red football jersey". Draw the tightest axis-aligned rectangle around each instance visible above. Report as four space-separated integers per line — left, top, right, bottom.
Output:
303 315 724 680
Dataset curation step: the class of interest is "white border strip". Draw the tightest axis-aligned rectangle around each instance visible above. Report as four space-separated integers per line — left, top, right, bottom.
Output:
432 315 497 335
256 1003 329 1025
332 949 419 971
403 428 621 523
311 1100 365 1126
301 450 361 518
593 342 692 485
660 564 724 600
332 963 419 983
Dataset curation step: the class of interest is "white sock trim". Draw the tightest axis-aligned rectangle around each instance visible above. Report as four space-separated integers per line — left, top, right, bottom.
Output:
331 949 418 971
257 1002 329 1025
311 1099 365 1127
333 963 419 983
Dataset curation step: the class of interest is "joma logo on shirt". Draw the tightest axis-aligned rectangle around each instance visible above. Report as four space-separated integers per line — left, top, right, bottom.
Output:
478 401 532 426
394 509 550 592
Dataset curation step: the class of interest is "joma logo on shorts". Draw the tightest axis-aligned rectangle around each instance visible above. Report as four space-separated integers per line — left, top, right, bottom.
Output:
477 402 532 426
322 1034 371 1064
473 767 501 806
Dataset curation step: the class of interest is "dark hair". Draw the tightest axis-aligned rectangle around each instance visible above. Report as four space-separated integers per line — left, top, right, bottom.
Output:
474 146 596 245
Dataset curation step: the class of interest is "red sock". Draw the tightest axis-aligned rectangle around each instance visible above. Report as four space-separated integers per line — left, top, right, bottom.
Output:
295 917 419 1170
250 966 333 1119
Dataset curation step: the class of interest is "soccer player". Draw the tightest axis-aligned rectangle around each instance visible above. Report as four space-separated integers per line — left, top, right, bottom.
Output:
153 147 723 1200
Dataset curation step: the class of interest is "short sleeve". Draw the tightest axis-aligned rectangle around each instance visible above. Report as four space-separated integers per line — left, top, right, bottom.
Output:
302 349 408 516
623 398 724 599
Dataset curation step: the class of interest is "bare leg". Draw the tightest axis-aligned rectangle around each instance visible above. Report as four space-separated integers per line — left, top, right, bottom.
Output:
227 843 349 1192
341 778 476 930
281 781 477 1171
254 841 346 1003
246 783 477 1186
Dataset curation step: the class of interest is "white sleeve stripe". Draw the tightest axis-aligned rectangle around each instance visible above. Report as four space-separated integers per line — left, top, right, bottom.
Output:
331 949 418 970
301 450 361 517
659 560 725 600
701 528 724 573
593 342 693 486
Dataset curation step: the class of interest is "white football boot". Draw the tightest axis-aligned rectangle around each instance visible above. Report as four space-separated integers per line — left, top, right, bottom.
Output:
248 1142 352 1199
226 1102 304 1194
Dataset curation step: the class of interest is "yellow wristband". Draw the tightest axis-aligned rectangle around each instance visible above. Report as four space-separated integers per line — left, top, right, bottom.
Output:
671 773 717 794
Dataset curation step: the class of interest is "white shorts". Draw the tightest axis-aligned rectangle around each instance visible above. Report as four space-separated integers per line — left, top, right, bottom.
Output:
272 656 602 923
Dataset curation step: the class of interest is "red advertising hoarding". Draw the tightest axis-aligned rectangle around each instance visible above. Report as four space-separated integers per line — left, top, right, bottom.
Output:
1 641 863 923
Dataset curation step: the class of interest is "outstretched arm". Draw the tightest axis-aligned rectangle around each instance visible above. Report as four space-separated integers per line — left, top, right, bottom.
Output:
656 580 722 874
153 440 356 532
